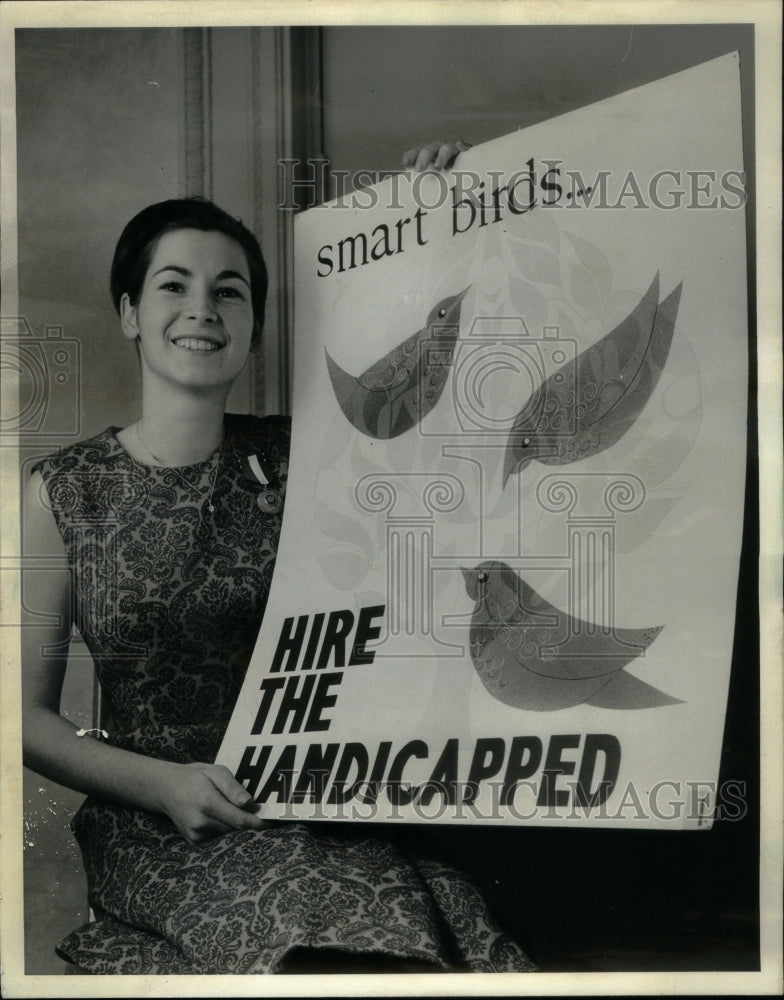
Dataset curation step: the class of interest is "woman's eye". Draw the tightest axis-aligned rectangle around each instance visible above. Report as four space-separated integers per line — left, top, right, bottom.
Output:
160 281 185 293
217 287 245 300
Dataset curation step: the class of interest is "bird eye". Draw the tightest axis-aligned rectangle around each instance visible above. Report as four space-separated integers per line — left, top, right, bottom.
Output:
521 437 530 447
438 307 447 318
477 572 488 583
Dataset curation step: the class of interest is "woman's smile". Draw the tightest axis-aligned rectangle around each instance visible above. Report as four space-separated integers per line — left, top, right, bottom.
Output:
171 334 225 352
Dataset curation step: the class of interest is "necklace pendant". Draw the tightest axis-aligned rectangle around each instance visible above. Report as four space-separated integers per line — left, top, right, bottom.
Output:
208 502 215 514
257 491 283 514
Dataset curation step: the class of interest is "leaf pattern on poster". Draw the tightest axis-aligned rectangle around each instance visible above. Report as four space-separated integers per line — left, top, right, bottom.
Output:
565 258 603 318
514 206 561 252
631 411 703 488
565 231 613 302
511 241 561 286
317 548 372 590
314 502 377 564
614 496 680 554
508 277 549 333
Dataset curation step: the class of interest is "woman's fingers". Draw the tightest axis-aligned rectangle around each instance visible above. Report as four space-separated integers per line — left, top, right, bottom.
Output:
207 763 254 807
402 140 471 172
206 797 266 834
179 793 265 843
205 765 267 830
415 144 439 172
432 142 453 170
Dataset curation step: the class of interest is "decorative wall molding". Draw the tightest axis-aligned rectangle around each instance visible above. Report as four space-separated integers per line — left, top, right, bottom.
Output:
178 27 325 415
183 27 212 198
249 27 326 416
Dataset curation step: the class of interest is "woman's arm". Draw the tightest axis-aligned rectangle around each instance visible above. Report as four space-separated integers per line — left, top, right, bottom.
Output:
21 471 266 843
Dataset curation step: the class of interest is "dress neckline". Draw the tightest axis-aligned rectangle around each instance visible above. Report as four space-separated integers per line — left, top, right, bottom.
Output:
107 425 227 472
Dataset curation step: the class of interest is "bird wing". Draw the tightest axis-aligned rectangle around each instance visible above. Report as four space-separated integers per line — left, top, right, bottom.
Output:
466 563 672 711
586 670 682 709
356 326 424 392
471 630 624 711
482 617 653 681
502 275 682 478
573 273 662 429
484 566 663 679
324 292 465 440
576 280 682 446
326 338 455 439
519 274 661 440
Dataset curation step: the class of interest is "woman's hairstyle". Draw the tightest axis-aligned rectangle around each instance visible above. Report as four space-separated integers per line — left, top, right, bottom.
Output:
110 197 269 344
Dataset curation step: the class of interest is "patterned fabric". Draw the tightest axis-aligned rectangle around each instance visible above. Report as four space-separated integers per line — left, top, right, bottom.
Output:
34 415 535 975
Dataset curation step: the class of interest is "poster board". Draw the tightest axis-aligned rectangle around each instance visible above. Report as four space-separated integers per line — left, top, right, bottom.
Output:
218 53 748 828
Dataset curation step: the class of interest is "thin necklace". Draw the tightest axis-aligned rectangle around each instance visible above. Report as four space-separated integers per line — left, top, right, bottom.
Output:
136 422 222 514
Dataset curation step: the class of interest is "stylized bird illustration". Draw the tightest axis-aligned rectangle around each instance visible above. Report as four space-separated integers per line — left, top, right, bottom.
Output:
325 287 470 439
461 561 680 711
502 274 683 484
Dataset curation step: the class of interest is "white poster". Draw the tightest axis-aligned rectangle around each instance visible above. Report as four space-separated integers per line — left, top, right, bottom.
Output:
207 55 744 826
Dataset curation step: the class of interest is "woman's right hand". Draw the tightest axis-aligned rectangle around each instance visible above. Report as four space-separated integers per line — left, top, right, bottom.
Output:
156 761 268 843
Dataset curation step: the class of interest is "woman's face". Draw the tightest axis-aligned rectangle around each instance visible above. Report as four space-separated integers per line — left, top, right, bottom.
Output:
121 228 256 393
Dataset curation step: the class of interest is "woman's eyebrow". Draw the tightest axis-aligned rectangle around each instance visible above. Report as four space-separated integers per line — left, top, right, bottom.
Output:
216 269 251 287
152 264 190 278
151 264 250 287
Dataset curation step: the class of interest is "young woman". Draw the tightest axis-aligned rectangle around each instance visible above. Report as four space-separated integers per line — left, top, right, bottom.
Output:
22 145 535 974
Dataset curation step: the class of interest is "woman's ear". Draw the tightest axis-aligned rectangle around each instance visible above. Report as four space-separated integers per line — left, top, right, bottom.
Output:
120 293 139 341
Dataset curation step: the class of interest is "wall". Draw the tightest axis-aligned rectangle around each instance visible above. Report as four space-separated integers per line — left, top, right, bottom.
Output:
322 24 755 191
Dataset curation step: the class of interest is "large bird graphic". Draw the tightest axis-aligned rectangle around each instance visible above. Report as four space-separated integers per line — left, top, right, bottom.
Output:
462 561 680 711
325 287 469 439
503 275 683 484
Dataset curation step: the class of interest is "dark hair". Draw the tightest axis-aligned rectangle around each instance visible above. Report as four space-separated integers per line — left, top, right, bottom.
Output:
110 197 268 345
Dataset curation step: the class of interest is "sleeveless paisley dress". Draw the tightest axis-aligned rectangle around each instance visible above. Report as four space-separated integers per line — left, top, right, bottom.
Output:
34 414 535 975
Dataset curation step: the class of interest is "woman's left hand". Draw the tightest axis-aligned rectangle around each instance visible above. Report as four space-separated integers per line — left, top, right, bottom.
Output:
402 139 472 172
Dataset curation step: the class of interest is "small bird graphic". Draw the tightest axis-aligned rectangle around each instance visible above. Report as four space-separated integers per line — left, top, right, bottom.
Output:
462 561 680 711
325 287 470 439
503 274 683 484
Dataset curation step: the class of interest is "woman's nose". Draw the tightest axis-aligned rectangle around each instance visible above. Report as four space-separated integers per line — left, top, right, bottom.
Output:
187 289 218 322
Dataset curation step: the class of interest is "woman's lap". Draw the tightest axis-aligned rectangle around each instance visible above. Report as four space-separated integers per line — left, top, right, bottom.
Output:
60 802 535 975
